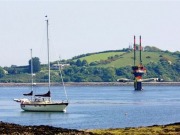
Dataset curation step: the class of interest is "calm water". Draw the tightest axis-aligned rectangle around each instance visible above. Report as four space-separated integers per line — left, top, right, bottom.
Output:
0 85 180 129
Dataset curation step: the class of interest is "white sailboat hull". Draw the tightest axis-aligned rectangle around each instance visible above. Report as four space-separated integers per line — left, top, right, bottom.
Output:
21 102 68 112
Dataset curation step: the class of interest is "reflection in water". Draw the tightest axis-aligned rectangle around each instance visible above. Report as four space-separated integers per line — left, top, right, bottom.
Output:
19 111 71 126
20 111 67 117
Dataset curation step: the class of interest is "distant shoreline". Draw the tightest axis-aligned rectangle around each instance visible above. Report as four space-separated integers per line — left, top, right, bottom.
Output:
0 82 180 87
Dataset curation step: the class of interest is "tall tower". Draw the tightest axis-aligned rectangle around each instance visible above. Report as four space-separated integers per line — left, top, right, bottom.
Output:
132 36 146 91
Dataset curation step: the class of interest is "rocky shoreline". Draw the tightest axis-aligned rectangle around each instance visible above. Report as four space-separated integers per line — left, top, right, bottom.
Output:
0 82 180 87
0 121 180 135
0 121 92 135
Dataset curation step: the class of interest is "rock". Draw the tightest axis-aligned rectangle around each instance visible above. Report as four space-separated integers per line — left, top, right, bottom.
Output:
0 121 93 135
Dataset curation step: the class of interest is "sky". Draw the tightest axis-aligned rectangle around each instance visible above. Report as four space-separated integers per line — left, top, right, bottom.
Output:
0 0 180 67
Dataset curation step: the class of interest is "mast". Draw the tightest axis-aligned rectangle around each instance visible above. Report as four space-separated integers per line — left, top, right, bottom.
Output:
45 16 51 99
134 35 136 66
30 49 33 100
45 15 51 101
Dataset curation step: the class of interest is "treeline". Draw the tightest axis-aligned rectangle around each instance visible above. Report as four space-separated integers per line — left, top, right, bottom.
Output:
61 60 180 82
145 60 180 81
0 47 179 82
71 48 130 60
1 59 179 83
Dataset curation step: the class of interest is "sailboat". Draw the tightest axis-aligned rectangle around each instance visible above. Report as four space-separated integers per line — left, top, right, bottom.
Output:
15 17 69 112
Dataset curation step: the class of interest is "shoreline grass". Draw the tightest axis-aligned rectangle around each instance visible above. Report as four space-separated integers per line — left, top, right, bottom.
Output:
89 122 180 135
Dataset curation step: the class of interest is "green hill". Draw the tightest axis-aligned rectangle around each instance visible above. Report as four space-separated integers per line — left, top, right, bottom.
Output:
78 51 125 64
74 49 179 68
0 46 180 82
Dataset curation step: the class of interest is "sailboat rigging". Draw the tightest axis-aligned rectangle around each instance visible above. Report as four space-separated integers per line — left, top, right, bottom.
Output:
14 16 69 112
58 57 68 102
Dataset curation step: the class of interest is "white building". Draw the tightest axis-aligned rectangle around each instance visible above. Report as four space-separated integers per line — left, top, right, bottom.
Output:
51 64 70 70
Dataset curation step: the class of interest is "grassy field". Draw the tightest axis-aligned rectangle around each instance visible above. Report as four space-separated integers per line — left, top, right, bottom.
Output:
104 51 178 68
78 50 178 68
90 123 180 135
79 52 125 63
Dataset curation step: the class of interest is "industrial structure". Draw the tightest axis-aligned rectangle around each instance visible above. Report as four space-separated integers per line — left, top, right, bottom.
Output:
132 36 146 90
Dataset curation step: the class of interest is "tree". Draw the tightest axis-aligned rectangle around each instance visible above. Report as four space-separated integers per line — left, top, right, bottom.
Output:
100 68 115 82
73 74 86 82
0 67 5 78
76 59 82 67
82 59 88 66
144 46 162 52
28 57 41 73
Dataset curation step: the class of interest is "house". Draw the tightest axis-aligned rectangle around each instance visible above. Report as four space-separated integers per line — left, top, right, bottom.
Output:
51 63 70 70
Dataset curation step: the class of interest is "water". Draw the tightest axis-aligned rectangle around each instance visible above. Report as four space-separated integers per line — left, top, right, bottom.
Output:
0 85 179 129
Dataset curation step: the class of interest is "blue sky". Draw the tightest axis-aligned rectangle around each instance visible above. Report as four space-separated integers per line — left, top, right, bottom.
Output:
0 0 180 67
